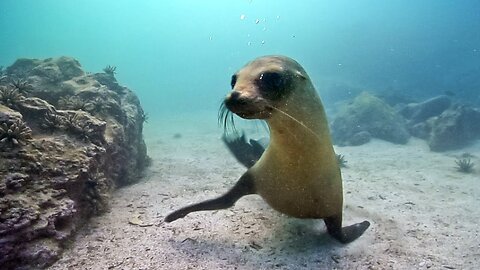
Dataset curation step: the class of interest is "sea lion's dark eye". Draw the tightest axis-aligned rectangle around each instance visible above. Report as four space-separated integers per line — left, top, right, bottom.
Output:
258 72 283 92
257 71 293 100
231 74 237 89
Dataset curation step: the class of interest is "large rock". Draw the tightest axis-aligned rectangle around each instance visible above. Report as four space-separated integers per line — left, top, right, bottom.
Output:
400 95 452 125
428 105 480 151
0 57 149 269
331 92 410 146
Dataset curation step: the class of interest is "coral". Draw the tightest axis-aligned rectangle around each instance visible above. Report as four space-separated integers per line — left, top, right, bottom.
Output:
0 86 25 108
336 154 348 168
0 119 33 147
9 78 33 94
455 158 474 173
103 65 117 76
58 96 94 112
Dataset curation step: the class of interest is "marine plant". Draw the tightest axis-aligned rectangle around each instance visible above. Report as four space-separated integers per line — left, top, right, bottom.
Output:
88 97 113 116
336 154 348 168
0 119 33 148
455 158 474 173
103 65 117 76
64 112 82 132
41 111 64 132
64 112 93 141
0 87 25 108
9 78 33 94
141 111 149 123
58 96 95 112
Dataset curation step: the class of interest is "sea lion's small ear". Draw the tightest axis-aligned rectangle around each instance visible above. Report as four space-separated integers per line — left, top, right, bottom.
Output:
295 70 306 80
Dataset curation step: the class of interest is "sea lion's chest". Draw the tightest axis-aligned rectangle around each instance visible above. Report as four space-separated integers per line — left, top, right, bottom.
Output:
250 146 342 218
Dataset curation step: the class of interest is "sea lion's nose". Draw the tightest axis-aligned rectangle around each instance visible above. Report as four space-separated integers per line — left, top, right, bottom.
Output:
228 91 240 101
225 91 246 108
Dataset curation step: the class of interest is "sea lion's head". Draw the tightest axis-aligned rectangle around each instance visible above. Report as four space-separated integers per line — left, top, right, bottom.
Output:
220 56 308 123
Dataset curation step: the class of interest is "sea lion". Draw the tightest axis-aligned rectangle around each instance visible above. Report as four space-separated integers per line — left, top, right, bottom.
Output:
165 55 370 243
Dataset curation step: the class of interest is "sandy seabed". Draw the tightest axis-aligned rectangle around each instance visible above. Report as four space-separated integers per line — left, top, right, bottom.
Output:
50 111 480 270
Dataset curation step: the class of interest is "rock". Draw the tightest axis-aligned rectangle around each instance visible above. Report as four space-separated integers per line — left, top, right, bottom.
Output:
428 105 480 151
400 95 451 124
7 57 84 83
408 121 432 140
350 131 372 146
5 173 31 191
16 97 56 121
0 104 23 122
331 92 410 146
0 56 149 269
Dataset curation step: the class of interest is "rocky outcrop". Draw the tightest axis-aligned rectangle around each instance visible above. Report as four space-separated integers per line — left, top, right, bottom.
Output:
400 95 452 125
0 57 149 269
400 95 480 151
414 105 480 152
331 92 410 146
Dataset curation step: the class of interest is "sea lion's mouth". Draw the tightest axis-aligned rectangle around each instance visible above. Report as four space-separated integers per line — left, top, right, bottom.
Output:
226 102 272 119
224 94 271 120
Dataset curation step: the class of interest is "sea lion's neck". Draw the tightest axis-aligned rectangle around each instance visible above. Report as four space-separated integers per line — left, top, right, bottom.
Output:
266 89 334 156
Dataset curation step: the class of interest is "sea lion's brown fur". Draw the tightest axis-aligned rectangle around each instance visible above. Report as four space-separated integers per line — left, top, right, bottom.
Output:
165 55 370 243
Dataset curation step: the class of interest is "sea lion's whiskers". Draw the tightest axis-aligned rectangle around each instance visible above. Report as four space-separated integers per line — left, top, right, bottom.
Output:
218 102 237 134
268 105 321 142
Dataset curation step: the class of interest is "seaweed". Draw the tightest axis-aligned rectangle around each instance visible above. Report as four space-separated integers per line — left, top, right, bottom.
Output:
58 96 94 112
9 78 33 94
141 111 149 123
64 112 93 141
455 158 474 173
0 119 33 148
88 97 113 116
41 111 64 132
64 113 82 133
336 154 348 168
103 65 117 76
0 87 25 108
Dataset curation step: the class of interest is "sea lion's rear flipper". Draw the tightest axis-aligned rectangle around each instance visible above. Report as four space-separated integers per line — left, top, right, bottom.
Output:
222 133 265 168
164 172 255 223
324 215 370 244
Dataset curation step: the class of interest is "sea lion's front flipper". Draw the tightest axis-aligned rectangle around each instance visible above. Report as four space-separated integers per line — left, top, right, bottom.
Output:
324 215 370 244
164 172 255 223
222 133 265 168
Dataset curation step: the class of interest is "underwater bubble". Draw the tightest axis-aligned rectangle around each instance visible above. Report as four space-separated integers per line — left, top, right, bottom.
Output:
261 40 265 45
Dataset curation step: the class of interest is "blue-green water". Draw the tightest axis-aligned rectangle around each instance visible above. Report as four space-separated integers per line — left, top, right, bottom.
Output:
1 0 479 116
